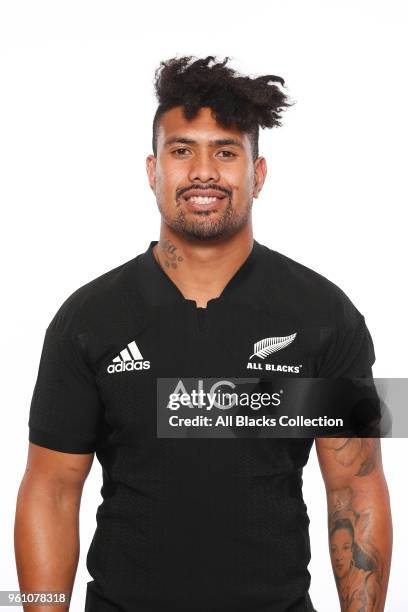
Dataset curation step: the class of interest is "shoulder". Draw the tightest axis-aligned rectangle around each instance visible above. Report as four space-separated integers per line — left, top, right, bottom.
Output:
46 255 144 337
348 567 379 601
259 243 365 326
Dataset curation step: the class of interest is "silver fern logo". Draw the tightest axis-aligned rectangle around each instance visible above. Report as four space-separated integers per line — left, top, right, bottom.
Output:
249 333 297 360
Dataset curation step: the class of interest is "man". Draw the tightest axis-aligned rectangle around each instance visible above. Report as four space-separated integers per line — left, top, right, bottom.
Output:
15 56 392 611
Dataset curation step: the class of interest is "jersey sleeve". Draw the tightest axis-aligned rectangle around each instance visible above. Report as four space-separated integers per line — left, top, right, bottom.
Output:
317 290 376 378
28 319 105 454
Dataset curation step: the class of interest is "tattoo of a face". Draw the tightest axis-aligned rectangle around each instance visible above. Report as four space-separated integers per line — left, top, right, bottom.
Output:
323 438 380 477
159 239 184 269
328 485 382 611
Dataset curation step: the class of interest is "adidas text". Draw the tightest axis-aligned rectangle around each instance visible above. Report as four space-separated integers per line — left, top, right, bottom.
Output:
107 360 151 374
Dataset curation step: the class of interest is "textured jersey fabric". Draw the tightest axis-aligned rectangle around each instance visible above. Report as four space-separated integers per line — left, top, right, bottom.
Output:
28 240 375 611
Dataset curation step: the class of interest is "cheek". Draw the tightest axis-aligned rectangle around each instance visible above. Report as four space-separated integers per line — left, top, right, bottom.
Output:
160 161 187 189
155 164 178 199
231 179 255 203
230 166 255 196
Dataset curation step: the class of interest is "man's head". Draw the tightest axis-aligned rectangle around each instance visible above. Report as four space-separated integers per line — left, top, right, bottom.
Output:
146 56 292 241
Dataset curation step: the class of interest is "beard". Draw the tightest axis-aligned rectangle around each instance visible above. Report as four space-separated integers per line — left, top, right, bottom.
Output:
158 196 253 241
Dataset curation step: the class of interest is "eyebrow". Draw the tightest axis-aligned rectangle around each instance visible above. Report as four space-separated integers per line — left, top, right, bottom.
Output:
164 136 244 149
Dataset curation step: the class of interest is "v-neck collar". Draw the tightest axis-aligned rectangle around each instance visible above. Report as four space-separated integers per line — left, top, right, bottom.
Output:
136 239 264 308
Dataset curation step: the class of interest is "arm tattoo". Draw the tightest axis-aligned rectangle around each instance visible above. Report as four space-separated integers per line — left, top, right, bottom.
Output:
328 484 383 611
159 239 184 269
322 438 380 477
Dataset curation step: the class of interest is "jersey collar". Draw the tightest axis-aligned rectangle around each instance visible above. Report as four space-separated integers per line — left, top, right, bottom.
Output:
136 239 266 308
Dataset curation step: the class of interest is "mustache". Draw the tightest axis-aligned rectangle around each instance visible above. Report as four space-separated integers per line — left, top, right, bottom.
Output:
176 184 232 199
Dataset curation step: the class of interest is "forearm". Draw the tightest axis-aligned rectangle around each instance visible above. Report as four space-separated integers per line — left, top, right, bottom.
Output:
319 439 392 612
14 473 81 612
327 474 392 611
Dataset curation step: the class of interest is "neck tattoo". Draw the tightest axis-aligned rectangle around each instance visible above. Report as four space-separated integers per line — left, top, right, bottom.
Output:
157 239 184 270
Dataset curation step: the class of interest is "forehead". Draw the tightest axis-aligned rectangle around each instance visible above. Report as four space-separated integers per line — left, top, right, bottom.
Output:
156 106 251 149
332 528 352 542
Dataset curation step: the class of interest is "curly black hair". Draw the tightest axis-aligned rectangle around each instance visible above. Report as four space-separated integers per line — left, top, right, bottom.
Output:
152 56 293 160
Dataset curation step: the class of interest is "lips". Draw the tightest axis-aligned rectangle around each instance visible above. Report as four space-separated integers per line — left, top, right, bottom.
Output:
186 195 221 205
181 189 228 205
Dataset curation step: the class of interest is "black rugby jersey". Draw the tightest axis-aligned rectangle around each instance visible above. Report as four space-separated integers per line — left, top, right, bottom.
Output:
28 239 375 612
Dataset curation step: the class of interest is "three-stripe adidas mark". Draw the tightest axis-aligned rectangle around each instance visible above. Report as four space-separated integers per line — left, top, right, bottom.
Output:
107 340 150 374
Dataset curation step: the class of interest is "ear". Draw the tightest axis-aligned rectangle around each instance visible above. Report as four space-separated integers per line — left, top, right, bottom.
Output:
253 156 267 198
146 155 157 192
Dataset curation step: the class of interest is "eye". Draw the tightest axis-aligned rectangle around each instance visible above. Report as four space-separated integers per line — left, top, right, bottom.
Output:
171 148 191 156
216 150 237 158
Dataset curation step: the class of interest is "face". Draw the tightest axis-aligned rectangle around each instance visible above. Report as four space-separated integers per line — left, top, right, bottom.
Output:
330 528 354 579
146 106 267 241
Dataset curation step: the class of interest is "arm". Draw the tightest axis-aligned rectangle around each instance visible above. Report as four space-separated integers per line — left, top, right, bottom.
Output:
316 438 392 612
14 443 94 612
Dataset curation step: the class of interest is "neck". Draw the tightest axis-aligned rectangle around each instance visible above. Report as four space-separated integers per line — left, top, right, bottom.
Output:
152 223 253 308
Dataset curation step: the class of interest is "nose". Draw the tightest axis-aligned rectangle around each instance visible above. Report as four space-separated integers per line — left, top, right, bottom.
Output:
187 151 220 183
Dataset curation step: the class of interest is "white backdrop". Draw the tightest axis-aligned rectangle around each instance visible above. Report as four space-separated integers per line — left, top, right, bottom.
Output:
1 1 407 610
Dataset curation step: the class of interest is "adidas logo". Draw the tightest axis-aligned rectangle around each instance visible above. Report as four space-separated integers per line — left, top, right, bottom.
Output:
107 340 150 374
